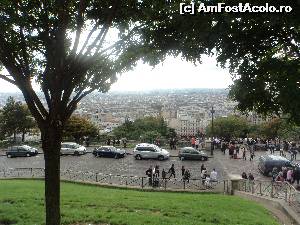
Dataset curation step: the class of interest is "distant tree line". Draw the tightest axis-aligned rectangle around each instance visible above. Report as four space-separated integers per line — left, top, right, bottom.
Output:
113 116 176 142
0 97 37 142
206 115 300 141
0 97 98 143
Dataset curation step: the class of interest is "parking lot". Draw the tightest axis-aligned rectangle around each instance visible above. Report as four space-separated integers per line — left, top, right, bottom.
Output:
0 146 291 181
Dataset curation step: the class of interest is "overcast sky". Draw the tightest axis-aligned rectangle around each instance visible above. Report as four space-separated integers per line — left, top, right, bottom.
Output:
0 54 232 93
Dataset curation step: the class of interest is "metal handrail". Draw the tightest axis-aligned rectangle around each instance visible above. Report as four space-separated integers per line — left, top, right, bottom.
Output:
0 167 227 192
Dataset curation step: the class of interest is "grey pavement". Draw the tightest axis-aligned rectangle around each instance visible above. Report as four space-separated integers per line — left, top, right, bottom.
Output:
0 147 299 181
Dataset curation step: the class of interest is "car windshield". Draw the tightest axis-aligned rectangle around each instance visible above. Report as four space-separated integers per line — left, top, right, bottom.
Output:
109 146 117 151
154 146 161 151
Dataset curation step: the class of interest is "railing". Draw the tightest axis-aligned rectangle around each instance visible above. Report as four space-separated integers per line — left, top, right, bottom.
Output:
237 179 300 210
0 167 229 193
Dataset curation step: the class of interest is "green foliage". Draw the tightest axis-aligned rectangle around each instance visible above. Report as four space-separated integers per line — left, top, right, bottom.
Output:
63 116 98 142
206 115 250 139
214 1 300 124
244 117 300 140
0 97 36 141
113 116 172 141
0 180 280 225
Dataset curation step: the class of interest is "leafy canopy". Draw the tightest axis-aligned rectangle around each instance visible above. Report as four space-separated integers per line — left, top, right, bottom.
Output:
63 115 98 141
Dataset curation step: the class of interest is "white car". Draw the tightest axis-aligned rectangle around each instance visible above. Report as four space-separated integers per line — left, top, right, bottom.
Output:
133 143 170 160
60 142 86 156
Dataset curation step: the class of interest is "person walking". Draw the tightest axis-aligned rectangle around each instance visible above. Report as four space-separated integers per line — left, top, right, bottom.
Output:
242 146 247 160
249 145 255 161
191 137 196 148
195 138 200 150
168 164 176 178
200 164 206 174
293 167 300 186
162 169 167 180
183 169 191 183
181 166 185 179
146 166 153 186
287 168 293 184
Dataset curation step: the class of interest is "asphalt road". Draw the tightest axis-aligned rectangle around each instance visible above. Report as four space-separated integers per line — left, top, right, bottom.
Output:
0 147 290 181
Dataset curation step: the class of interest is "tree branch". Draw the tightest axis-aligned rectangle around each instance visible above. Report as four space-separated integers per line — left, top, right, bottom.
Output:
0 74 17 85
64 88 94 120
71 0 87 54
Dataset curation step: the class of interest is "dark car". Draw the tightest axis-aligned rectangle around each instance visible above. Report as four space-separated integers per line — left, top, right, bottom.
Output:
178 147 208 161
258 155 296 176
93 146 126 159
6 145 39 158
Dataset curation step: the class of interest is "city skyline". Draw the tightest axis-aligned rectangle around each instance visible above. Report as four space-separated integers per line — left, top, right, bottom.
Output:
0 55 232 93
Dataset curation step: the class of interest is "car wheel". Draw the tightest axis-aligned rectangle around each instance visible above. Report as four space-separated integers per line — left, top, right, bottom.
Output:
114 154 118 159
7 154 12 158
158 155 164 161
74 151 79 156
135 154 142 160
26 153 30 157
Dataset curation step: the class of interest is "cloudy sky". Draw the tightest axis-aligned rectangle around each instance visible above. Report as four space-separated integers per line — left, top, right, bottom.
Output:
0 54 232 93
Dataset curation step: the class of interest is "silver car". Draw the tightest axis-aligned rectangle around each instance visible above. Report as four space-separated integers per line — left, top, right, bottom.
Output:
133 143 170 160
60 142 86 156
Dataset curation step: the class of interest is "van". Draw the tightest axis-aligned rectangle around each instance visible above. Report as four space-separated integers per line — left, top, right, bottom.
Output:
258 155 295 176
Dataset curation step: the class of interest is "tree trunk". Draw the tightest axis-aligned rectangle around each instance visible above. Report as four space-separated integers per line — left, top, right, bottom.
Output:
42 125 62 225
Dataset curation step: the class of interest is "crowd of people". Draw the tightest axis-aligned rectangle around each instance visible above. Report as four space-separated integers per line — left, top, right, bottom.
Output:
145 164 218 188
271 166 300 185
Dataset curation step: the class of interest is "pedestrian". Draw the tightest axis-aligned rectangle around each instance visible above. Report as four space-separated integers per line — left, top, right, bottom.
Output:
210 169 218 182
241 172 247 179
162 169 167 180
122 138 127 148
276 172 284 182
287 168 293 184
169 138 174 150
146 166 153 186
168 164 176 178
183 169 191 183
293 167 300 186
272 167 278 182
153 165 160 187
242 147 247 160
248 173 254 182
181 166 185 179
191 136 196 148
107 138 111 145
250 146 255 161
221 142 226 155
195 138 199 150
282 167 288 181
279 147 284 157
200 164 206 174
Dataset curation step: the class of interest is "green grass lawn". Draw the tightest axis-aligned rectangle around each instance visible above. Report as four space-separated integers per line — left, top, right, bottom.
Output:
0 180 279 225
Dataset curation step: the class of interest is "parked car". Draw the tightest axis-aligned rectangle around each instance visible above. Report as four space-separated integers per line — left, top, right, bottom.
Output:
60 142 86 156
92 146 126 159
178 147 208 161
6 145 39 158
133 143 170 160
258 155 296 176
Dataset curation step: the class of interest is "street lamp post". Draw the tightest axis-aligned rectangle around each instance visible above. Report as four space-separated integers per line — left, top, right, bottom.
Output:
210 106 215 156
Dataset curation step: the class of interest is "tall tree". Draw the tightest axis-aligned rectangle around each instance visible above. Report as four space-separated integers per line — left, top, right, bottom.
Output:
63 115 98 142
0 97 36 141
206 115 250 140
0 1 299 224
0 1 208 224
